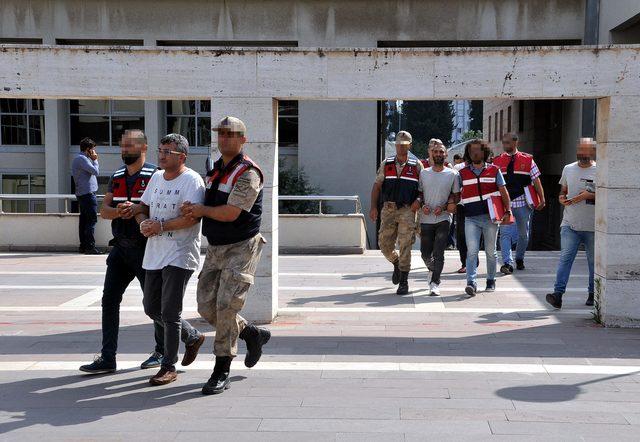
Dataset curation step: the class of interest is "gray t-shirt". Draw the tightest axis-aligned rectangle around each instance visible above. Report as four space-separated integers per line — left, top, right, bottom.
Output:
559 161 596 232
141 168 206 271
418 167 460 224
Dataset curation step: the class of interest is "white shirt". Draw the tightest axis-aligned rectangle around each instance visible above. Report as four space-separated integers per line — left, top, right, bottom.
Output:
141 168 206 271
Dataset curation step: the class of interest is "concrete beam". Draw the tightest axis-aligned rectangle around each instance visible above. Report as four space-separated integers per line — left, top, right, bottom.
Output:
1 45 639 100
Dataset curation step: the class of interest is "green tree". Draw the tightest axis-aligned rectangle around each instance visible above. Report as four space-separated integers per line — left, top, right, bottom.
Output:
278 166 325 214
400 101 454 148
469 100 484 132
461 130 483 142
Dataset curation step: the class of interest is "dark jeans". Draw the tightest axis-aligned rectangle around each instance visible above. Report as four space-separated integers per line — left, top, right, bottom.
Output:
143 266 200 370
101 244 164 362
455 204 467 267
78 193 98 250
420 220 450 284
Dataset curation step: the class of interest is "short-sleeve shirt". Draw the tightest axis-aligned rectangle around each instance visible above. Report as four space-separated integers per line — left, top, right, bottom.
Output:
226 168 263 212
559 161 596 232
140 168 206 271
418 167 460 224
375 156 424 184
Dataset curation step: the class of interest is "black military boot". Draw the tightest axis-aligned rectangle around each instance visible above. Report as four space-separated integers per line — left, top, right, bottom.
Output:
392 260 400 285
239 324 271 368
396 271 409 295
202 356 232 395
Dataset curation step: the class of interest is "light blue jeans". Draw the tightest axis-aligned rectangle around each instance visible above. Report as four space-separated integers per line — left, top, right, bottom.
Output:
553 226 595 295
465 214 499 286
500 205 533 265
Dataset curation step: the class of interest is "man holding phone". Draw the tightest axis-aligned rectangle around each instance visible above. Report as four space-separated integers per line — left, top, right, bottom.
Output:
72 137 102 254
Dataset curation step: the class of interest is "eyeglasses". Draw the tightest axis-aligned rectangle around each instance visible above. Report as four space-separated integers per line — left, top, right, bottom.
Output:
157 148 183 156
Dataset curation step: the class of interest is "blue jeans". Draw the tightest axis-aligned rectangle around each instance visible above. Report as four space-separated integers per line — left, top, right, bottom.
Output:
465 214 499 286
500 205 533 265
553 226 595 295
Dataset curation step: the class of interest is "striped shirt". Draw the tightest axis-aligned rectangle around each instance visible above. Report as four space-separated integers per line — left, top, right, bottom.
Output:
511 161 541 208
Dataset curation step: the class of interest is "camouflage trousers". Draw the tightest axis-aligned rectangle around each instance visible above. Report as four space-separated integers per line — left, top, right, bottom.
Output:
196 233 266 357
378 202 417 272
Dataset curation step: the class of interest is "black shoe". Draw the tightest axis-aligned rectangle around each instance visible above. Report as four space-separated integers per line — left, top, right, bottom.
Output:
392 261 400 285
202 357 232 395
465 283 477 297
396 271 409 295
78 246 86 254
485 280 496 292
239 324 271 368
546 292 563 309
140 351 163 369
79 355 116 374
84 247 104 255
586 293 595 306
500 264 513 275
516 259 525 270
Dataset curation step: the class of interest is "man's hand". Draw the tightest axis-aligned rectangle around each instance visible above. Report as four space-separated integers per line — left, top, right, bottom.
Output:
501 212 513 224
87 148 98 161
369 207 378 222
433 206 443 216
410 200 421 213
139 219 161 237
422 205 431 216
535 199 546 211
117 201 135 219
559 195 572 206
570 191 591 204
181 201 206 221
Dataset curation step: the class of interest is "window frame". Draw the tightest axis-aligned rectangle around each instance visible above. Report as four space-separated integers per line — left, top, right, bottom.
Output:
69 99 145 147
0 99 45 146
0 172 46 213
278 100 299 149
165 100 212 148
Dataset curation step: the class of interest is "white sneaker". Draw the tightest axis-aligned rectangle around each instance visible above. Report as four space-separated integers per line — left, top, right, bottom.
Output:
429 282 440 296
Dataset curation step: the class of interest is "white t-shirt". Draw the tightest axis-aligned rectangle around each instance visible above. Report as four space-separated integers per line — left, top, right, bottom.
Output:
141 168 206 271
559 161 596 232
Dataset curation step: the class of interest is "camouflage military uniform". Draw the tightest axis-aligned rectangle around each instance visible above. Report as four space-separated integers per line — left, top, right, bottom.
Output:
197 168 264 357
375 158 423 272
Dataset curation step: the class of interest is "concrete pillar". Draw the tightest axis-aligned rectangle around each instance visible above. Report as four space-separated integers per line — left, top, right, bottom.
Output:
594 96 640 327
44 100 69 212
144 100 164 165
210 97 278 323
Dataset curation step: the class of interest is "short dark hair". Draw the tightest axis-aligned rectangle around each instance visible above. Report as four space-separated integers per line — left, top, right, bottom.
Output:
79 137 96 152
123 129 147 144
453 154 462 160
463 138 492 164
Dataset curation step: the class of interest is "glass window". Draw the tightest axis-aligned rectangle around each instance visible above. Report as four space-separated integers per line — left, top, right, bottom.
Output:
165 100 211 147
278 100 298 148
0 99 45 145
1 174 29 212
69 100 144 146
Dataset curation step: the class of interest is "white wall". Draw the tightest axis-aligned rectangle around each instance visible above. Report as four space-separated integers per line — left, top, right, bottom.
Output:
298 101 378 247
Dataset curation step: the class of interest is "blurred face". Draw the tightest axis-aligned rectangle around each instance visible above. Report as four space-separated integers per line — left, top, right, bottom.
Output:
468 143 485 164
454 158 463 165
217 129 246 157
120 133 146 165
395 141 411 157
157 142 185 172
432 146 446 165
502 135 517 153
576 141 595 165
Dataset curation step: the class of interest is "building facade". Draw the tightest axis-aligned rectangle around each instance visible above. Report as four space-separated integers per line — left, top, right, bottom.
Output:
1 0 639 246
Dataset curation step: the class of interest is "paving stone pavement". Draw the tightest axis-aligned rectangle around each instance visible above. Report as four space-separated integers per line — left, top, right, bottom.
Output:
0 250 639 441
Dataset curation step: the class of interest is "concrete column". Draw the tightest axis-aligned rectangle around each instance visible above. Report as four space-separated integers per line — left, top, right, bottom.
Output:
144 100 164 165
210 97 278 323
44 100 69 212
594 96 640 327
